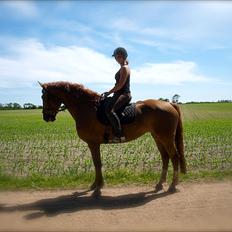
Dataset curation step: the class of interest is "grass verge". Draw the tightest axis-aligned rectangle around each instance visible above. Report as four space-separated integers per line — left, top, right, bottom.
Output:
0 169 231 190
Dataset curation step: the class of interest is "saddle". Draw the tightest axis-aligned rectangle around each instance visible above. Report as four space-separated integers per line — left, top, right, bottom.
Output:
96 97 136 126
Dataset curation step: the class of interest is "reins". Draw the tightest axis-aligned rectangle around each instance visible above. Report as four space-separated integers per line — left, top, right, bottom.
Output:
42 82 102 115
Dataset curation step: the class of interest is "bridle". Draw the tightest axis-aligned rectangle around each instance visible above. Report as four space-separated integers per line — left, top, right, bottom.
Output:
41 88 102 115
42 108 58 116
42 105 67 116
42 88 62 116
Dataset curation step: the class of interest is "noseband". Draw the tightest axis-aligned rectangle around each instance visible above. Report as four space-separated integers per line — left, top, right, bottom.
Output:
42 108 58 116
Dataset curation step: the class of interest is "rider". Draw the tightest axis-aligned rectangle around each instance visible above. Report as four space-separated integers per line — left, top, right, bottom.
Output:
102 47 132 142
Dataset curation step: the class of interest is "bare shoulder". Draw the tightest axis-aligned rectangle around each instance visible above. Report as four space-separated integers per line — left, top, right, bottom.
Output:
120 65 130 74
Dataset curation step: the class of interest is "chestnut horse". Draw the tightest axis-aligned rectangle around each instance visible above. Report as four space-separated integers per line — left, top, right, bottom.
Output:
39 81 186 193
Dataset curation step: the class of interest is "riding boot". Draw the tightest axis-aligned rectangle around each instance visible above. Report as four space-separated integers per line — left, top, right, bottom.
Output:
107 112 125 142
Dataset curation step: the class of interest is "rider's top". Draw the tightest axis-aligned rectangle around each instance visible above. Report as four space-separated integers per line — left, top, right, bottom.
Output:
114 66 130 95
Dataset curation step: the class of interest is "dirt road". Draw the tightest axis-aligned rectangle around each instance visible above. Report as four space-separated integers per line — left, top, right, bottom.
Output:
0 181 231 232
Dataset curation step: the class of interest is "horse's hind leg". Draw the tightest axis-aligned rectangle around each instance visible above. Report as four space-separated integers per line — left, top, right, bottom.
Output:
152 134 169 192
164 141 179 192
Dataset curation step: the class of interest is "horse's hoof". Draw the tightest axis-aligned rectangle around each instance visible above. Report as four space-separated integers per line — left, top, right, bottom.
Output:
92 188 101 198
167 185 178 193
155 183 163 193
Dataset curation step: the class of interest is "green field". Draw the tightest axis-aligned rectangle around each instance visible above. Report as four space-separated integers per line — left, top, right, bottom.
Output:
0 103 231 189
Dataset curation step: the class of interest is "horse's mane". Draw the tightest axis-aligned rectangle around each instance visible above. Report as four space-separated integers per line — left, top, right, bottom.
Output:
45 81 100 100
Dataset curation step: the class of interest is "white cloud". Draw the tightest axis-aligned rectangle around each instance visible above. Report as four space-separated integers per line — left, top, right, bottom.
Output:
0 39 211 89
0 39 117 88
133 61 209 85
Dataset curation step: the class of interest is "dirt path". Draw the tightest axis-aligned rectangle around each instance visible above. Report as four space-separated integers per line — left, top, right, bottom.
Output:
0 181 231 232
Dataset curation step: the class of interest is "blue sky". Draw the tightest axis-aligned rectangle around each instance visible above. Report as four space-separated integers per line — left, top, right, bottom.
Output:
0 1 232 105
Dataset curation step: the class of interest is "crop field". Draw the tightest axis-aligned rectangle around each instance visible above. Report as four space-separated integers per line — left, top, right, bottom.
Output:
0 102 231 188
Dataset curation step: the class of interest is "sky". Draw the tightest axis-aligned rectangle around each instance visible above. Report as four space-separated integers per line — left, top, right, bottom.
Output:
0 0 232 105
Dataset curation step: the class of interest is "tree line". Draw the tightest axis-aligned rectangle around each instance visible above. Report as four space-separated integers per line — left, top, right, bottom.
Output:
0 103 42 110
159 94 231 104
0 96 231 110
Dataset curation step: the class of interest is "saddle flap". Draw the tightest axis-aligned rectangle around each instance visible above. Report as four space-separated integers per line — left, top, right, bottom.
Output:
96 97 136 125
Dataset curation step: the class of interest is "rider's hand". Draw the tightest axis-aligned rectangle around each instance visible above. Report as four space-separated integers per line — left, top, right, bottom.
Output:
101 92 109 99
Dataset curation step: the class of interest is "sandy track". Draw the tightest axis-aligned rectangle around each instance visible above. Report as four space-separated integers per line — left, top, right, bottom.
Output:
0 181 232 232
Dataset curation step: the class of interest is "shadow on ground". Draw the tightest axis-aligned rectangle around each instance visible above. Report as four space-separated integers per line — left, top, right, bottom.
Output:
0 189 176 220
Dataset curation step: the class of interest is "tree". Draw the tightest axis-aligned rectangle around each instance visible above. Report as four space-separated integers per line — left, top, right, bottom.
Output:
23 103 36 109
158 98 170 102
13 103 22 109
172 94 180 103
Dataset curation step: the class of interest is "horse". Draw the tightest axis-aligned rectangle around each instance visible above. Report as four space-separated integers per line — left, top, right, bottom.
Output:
39 81 186 194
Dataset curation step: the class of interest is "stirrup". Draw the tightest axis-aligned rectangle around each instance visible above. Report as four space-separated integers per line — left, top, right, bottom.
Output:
112 136 126 143
120 136 126 142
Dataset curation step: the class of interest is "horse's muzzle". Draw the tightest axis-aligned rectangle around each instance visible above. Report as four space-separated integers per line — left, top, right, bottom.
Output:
43 113 56 122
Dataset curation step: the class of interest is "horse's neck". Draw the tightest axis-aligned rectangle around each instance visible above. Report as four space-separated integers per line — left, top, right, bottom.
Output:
61 90 97 121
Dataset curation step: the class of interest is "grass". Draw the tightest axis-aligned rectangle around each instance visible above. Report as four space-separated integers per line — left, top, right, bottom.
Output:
1 170 231 190
0 103 231 189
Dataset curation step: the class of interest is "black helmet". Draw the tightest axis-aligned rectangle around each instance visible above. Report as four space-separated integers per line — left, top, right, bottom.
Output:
112 47 128 59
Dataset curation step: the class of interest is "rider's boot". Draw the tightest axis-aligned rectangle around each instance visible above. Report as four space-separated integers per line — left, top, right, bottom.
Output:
108 112 125 142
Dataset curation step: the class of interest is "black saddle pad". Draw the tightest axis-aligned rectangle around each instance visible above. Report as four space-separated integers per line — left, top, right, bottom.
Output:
96 97 136 125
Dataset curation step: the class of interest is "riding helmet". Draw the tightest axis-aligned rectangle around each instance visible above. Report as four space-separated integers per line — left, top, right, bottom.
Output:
112 47 128 59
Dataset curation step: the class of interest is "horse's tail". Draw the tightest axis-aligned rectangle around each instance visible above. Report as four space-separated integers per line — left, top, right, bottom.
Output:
171 103 187 174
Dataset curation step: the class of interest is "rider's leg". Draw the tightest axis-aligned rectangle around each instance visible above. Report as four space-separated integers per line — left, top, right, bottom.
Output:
106 111 122 138
110 93 131 138
112 93 131 112
105 93 131 140
105 95 122 138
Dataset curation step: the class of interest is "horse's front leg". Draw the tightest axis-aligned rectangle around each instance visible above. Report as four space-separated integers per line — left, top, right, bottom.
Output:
88 143 104 192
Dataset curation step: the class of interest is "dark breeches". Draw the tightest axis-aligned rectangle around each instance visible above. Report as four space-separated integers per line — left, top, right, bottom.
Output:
105 93 131 136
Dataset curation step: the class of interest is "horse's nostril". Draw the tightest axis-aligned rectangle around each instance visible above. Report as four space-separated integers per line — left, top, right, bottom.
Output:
43 114 55 122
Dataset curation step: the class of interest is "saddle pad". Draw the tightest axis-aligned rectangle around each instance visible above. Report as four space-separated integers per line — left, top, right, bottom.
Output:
96 97 136 125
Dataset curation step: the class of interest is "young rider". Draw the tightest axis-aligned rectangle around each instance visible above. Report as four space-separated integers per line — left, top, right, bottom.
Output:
101 47 131 142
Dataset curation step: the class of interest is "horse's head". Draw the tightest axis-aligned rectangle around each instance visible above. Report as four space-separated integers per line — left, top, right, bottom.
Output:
39 82 62 122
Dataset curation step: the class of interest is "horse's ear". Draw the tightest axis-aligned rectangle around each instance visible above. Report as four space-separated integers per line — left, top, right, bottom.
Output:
38 81 48 90
38 81 43 88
